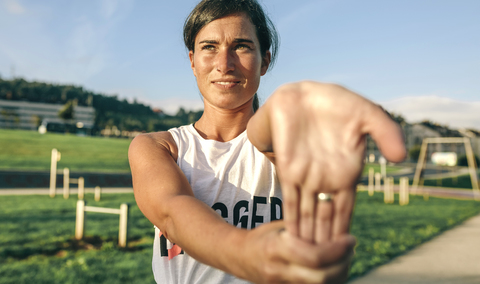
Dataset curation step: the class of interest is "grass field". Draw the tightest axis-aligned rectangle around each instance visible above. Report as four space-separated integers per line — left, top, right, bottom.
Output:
1 129 406 175
423 174 475 189
1 128 475 178
1 192 479 283
0 129 131 172
361 164 404 176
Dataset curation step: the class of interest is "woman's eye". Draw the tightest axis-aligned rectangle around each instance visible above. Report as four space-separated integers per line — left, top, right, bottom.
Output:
201 45 215 51
236 44 250 50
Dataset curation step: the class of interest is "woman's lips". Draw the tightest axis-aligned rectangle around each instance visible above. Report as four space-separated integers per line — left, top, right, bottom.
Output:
212 80 241 89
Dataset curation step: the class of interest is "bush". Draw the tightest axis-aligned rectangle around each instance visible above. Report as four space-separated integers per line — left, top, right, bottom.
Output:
408 145 422 162
457 154 480 167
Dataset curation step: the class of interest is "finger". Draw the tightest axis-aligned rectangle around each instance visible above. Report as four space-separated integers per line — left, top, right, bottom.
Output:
314 197 333 243
300 163 324 243
277 231 356 268
279 250 353 284
299 190 316 242
363 104 406 163
281 182 300 237
331 188 356 240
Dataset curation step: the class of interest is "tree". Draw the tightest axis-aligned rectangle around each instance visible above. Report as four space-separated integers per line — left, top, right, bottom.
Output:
457 154 480 167
409 145 422 162
58 100 75 120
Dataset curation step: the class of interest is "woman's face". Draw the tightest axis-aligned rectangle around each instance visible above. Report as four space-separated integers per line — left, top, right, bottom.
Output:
189 13 270 111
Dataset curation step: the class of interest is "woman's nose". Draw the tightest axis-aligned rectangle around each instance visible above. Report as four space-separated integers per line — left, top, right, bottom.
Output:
216 49 235 73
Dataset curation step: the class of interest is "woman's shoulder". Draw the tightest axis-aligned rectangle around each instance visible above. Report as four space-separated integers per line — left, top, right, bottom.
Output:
129 131 178 162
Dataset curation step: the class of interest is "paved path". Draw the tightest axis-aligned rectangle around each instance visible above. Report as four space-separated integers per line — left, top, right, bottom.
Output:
349 213 480 284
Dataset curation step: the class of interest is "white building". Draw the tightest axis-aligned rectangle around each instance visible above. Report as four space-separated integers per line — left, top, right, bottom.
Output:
0 99 95 132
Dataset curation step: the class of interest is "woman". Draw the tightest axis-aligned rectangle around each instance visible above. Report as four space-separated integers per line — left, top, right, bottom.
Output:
129 0 406 283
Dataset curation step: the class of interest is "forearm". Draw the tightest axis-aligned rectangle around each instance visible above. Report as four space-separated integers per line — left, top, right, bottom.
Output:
156 194 251 279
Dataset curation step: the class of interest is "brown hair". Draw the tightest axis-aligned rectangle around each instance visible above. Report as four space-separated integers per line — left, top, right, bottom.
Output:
183 0 279 111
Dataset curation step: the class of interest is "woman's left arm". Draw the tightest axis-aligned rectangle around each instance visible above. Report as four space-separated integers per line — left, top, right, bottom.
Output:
247 81 406 243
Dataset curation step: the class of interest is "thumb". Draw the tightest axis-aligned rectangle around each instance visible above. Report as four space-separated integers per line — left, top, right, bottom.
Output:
363 104 406 163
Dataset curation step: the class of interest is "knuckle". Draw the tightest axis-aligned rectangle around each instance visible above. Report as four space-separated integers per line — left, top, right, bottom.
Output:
283 199 297 212
263 239 276 260
335 201 349 216
300 208 313 219
310 253 324 268
261 263 280 283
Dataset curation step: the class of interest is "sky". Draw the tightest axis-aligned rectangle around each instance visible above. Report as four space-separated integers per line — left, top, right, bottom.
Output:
0 0 479 129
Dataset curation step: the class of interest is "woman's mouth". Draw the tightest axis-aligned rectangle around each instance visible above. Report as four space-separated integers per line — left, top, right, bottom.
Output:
212 80 241 88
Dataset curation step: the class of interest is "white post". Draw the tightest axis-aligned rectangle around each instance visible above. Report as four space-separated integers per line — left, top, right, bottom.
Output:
78 177 85 199
375 173 382 191
118 203 129 247
94 186 101 202
379 156 387 178
399 177 409 205
75 200 85 240
49 149 61 198
368 168 374 196
63 167 70 199
384 177 394 204
390 177 395 203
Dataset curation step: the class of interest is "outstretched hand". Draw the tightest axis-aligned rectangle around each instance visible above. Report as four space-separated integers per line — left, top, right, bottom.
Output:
248 81 406 243
240 220 356 284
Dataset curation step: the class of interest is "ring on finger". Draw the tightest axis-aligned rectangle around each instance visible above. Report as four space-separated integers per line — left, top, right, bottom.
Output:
318 192 334 202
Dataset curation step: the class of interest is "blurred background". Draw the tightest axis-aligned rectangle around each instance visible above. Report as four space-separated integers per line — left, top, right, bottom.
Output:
0 0 479 283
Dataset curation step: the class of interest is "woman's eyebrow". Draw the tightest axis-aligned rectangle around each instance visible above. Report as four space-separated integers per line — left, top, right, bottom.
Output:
199 39 218 44
198 38 255 44
234 38 254 44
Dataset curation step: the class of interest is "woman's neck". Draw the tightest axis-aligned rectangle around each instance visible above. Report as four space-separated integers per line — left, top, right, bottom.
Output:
194 102 255 142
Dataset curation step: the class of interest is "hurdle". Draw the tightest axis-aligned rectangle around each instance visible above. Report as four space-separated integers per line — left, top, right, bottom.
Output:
63 168 85 199
75 200 130 247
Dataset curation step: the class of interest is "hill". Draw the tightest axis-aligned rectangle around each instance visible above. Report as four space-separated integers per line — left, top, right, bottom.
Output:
0 78 202 133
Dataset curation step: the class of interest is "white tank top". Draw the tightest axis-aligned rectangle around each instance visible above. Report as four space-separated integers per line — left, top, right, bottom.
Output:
152 124 283 284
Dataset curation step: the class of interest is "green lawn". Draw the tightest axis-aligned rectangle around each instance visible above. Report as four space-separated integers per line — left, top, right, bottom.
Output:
0 129 131 172
1 129 409 175
362 163 404 176
1 192 479 283
423 174 475 189
0 193 155 284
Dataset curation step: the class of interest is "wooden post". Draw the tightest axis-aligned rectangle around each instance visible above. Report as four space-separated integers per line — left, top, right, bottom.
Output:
49 149 61 198
63 167 70 199
75 200 85 240
384 177 389 203
412 140 428 193
379 157 387 178
384 177 394 204
375 173 382 191
368 168 374 196
464 138 479 200
399 177 409 205
94 186 101 201
78 177 85 199
118 203 130 248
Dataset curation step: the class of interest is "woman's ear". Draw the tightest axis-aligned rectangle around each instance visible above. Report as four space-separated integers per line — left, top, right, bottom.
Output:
260 50 271 76
189 50 197 77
